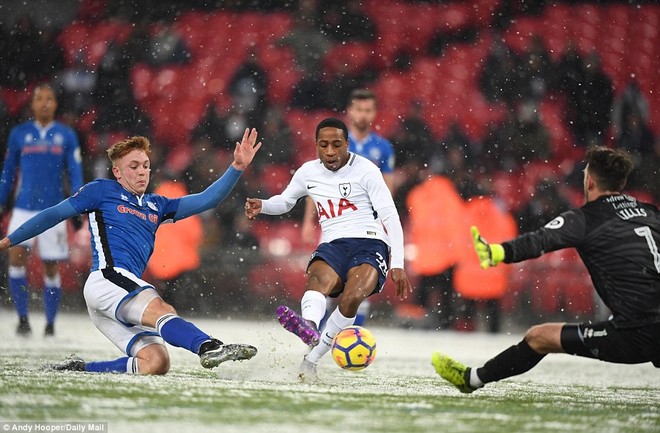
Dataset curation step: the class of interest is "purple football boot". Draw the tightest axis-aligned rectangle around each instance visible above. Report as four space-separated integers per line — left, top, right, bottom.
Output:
276 305 320 347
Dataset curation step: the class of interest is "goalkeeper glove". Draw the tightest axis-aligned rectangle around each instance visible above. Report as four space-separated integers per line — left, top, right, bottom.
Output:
471 226 505 269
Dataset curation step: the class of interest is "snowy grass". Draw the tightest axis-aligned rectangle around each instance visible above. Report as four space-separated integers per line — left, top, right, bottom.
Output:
1 311 658 433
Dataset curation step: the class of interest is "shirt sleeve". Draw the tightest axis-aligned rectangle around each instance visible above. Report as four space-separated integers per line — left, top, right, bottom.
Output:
261 165 307 215
502 209 586 263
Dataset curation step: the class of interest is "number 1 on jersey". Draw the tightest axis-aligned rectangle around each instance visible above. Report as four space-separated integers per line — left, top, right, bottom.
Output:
635 226 660 273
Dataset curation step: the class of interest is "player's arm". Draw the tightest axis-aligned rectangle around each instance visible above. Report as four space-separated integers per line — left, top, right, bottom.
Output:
368 166 411 299
246 165 307 218
473 209 586 268
176 128 261 220
0 199 78 251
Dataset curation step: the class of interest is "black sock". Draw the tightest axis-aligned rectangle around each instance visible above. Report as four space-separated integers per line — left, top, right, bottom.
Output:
476 339 546 384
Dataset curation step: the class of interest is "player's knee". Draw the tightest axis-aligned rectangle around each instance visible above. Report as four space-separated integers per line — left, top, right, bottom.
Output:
137 344 170 375
140 351 170 375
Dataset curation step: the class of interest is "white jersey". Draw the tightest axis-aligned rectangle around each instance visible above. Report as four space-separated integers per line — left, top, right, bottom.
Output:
261 153 405 268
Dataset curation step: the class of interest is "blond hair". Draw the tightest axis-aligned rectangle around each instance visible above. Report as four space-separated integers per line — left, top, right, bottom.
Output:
107 136 152 164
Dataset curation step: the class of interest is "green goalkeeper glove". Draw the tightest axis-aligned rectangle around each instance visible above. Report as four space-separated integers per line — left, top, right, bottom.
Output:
471 226 505 269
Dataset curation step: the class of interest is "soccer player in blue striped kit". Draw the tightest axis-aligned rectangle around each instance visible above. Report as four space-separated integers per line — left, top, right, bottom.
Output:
0 130 261 374
0 84 84 337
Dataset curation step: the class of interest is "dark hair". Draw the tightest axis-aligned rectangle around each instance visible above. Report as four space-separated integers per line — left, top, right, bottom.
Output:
585 146 633 192
348 88 376 106
316 117 349 141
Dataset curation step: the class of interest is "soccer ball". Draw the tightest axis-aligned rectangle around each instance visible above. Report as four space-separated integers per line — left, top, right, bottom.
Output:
331 326 377 371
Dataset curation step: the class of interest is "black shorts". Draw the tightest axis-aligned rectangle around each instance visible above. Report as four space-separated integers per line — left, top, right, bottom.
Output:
561 321 660 367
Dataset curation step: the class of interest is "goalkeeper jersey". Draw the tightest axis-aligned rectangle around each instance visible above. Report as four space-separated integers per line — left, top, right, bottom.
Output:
0 120 83 210
502 194 660 328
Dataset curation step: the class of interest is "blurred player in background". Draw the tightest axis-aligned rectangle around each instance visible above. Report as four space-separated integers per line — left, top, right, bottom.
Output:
245 117 411 380
0 130 261 374
301 89 396 326
0 83 83 337
433 146 660 392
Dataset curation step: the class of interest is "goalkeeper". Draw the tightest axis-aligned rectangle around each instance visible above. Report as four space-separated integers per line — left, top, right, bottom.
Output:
433 146 660 393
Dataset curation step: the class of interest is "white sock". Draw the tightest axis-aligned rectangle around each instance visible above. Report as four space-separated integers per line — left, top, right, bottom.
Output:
301 290 326 329
306 307 355 364
469 369 485 389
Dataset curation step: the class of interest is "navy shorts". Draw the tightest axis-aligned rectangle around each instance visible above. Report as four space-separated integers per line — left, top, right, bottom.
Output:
308 238 390 298
561 320 660 367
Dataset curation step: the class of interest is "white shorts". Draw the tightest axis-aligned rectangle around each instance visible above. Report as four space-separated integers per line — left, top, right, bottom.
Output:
9 208 69 260
84 267 165 356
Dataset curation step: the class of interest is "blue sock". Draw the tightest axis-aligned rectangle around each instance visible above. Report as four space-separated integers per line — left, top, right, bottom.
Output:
86 357 132 373
9 276 29 319
158 315 210 354
43 286 61 325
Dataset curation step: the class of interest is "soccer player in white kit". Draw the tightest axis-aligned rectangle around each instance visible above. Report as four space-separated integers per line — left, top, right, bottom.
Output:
245 118 411 379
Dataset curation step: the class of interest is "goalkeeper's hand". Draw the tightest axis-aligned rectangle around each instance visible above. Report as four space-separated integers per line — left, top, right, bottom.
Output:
471 226 505 269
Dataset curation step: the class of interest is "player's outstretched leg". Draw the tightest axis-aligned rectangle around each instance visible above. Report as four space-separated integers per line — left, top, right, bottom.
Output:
198 338 258 369
276 305 320 347
431 352 477 394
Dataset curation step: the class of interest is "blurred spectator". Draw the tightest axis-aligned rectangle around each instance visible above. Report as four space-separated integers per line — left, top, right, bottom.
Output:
278 0 331 74
321 2 376 42
517 35 552 103
93 42 151 135
406 174 465 329
290 74 331 110
2 15 42 87
147 24 191 67
631 137 660 203
258 106 294 169
192 100 257 152
436 121 481 199
389 99 435 166
55 53 97 116
554 39 583 94
454 196 518 333
611 81 651 144
510 101 551 164
516 179 571 232
146 176 203 310
615 111 655 160
480 114 518 172
479 33 521 107
563 51 613 146
228 51 269 124
183 137 223 194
